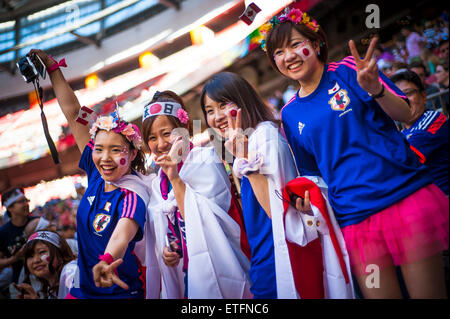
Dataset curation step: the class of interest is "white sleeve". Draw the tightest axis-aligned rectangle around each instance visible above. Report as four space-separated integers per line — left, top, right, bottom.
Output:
58 260 78 299
180 147 251 299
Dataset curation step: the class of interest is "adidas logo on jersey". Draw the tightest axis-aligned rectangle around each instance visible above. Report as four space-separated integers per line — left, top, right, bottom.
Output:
87 196 95 206
298 122 305 135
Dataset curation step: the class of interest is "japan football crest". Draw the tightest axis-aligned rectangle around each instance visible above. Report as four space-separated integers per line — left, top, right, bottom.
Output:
93 213 111 233
328 89 350 111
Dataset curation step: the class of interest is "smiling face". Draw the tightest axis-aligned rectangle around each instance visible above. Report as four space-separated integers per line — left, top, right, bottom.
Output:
7 196 30 218
92 130 137 183
26 242 56 280
203 95 236 138
146 115 178 157
273 28 321 82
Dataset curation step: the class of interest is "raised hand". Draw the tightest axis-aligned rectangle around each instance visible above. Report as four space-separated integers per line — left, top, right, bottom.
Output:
224 108 248 159
348 37 382 95
28 49 55 69
13 283 39 299
93 258 129 290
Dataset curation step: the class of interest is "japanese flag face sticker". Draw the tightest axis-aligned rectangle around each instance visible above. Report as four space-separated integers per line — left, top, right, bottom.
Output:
295 43 314 60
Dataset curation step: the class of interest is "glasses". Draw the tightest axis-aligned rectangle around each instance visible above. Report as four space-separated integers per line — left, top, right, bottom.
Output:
402 89 420 97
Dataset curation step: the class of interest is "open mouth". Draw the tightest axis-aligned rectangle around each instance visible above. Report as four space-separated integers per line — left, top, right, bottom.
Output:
287 60 304 71
101 165 117 176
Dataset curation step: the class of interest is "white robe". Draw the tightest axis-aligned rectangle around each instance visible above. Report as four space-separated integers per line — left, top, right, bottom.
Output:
111 171 162 299
149 146 252 299
248 121 354 299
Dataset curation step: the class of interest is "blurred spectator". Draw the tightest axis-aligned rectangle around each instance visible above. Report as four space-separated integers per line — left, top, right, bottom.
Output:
423 20 440 49
435 61 449 113
267 89 284 112
0 188 51 294
401 25 424 63
438 39 449 60
420 48 440 75
12 230 76 299
408 61 441 109
436 62 449 89
60 224 78 257
391 70 449 195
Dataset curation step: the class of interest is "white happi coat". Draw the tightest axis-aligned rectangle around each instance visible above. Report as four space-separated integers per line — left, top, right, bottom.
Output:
149 146 252 299
249 121 354 299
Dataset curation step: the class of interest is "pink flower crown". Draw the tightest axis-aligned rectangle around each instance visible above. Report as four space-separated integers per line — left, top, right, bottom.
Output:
89 110 143 150
258 8 320 52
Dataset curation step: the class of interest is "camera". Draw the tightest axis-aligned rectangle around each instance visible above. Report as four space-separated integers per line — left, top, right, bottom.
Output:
16 53 46 83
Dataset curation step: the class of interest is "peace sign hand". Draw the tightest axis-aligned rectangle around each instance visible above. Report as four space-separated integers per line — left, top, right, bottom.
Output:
93 258 129 290
224 108 248 159
348 37 382 96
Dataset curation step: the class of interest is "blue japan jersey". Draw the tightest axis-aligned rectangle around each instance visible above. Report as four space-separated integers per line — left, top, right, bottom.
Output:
402 110 449 195
70 140 146 299
240 177 277 299
281 56 433 227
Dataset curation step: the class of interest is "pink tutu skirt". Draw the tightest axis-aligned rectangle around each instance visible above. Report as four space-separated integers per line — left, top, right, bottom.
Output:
341 183 449 276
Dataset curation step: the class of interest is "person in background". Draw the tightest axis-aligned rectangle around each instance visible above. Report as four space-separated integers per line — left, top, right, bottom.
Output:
401 25 424 63
435 61 449 112
0 188 50 287
390 70 449 196
408 61 441 109
438 39 449 61
13 230 76 299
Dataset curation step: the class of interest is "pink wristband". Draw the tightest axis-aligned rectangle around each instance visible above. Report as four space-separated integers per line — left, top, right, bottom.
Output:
99 253 114 264
47 55 67 74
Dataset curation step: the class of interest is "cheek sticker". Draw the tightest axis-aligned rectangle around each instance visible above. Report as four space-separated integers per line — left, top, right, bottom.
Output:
119 158 127 166
295 44 313 60
41 254 50 263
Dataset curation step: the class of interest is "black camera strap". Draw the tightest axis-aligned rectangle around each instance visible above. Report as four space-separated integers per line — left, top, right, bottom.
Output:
33 79 60 164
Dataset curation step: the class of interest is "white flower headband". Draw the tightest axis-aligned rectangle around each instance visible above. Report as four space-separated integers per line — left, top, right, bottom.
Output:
89 109 143 150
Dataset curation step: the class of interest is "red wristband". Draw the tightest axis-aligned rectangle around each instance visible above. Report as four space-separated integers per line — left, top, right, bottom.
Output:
99 253 114 264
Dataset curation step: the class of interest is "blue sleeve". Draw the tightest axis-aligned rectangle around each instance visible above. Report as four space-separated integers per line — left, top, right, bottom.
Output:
407 121 449 161
117 191 147 242
79 140 98 180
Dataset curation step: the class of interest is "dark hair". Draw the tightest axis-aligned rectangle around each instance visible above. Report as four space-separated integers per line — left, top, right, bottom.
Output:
1 187 25 218
408 61 427 73
141 90 189 147
390 70 425 92
23 229 75 299
438 39 449 48
265 21 328 73
200 72 279 131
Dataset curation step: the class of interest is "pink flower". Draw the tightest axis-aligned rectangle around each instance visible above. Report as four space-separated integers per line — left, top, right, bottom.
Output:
288 9 303 24
176 108 189 124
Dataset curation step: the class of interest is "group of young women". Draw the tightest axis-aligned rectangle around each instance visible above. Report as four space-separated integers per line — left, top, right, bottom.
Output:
24 3 448 299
